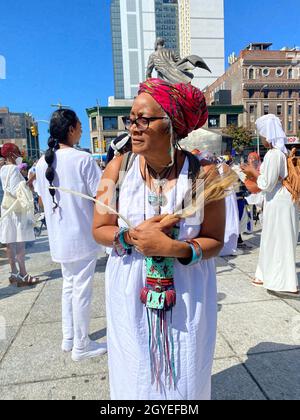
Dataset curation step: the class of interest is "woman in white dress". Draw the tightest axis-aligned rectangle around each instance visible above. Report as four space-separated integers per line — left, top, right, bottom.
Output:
93 79 227 400
243 114 299 296
0 143 37 285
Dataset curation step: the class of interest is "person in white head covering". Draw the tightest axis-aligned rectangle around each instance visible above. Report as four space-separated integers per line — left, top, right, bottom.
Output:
242 114 299 297
256 114 288 154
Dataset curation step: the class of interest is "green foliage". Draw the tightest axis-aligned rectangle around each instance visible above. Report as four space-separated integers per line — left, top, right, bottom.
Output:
223 125 253 153
23 157 34 168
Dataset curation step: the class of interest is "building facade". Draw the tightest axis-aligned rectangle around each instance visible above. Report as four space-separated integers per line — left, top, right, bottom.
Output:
179 0 225 90
86 106 132 155
86 104 243 155
111 0 225 99
0 108 40 160
205 43 300 138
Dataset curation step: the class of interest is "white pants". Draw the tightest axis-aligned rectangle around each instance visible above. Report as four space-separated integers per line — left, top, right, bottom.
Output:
61 255 97 350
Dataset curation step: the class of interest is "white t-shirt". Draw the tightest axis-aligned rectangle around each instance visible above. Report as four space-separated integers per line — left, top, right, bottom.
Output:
35 148 102 263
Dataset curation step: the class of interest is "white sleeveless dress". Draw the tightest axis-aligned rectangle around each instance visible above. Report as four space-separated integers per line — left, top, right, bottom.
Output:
105 156 217 400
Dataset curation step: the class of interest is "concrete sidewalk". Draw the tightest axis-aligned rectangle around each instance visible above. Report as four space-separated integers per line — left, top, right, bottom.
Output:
0 230 299 400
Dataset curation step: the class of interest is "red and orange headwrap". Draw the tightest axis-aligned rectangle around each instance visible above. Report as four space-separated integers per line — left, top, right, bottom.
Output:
138 78 208 140
248 152 261 162
0 143 20 159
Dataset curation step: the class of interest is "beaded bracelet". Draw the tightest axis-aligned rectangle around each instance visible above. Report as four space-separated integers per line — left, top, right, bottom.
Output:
178 239 203 266
113 228 133 256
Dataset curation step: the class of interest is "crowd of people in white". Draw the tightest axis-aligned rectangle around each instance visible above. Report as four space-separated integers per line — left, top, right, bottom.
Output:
0 86 299 399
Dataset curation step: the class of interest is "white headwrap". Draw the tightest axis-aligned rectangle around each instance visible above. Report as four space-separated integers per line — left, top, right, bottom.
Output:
256 114 288 154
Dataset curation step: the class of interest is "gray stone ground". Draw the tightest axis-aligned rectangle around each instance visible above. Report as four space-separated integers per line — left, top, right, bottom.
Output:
0 228 299 400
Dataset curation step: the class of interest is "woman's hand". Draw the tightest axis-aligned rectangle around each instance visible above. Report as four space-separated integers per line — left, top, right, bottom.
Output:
129 215 180 257
134 214 179 233
241 164 259 179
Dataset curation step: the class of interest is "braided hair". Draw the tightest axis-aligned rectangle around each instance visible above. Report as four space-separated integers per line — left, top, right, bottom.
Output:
45 109 79 209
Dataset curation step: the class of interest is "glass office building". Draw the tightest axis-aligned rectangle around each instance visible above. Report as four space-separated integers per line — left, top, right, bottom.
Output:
155 0 179 51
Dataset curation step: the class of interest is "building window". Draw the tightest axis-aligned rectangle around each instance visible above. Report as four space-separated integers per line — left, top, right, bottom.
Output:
276 90 282 99
277 105 282 116
249 105 256 114
249 68 255 80
264 105 269 115
288 68 293 79
103 117 118 131
276 68 283 77
248 90 255 99
264 91 269 99
298 120 300 131
289 90 293 99
262 68 270 77
0 118 3 126
208 115 220 128
227 114 239 126
288 121 293 132
288 105 293 116
91 117 97 131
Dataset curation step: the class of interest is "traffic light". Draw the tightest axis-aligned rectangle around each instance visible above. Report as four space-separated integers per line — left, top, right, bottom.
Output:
102 139 106 152
30 124 38 137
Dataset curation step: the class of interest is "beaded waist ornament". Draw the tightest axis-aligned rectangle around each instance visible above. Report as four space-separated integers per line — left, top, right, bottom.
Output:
140 227 179 389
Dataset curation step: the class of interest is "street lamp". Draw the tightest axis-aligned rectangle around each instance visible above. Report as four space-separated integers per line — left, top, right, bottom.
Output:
96 99 103 166
256 84 269 156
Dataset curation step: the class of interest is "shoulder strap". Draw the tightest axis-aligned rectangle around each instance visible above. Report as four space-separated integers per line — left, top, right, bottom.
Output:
118 152 137 186
4 165 13 191
184 151 201 181
116 153 137 210
179 151 202 211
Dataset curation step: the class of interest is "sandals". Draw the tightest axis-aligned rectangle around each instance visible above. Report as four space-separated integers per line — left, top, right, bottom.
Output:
9 272 20 285
17 273 40 288
252 279 264 287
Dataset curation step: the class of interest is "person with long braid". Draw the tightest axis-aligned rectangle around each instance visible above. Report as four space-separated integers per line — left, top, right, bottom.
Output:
35 109 107 361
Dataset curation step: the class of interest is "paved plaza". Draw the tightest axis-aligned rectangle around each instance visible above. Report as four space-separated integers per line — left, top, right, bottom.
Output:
0 229 299 400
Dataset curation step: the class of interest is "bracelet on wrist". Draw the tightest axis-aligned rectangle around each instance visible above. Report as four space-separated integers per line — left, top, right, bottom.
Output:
113 228 133 256
178 239 203 266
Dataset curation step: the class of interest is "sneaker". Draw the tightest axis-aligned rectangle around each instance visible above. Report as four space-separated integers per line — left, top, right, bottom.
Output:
230 249 244 256
71 340 107 362
61 339 74 353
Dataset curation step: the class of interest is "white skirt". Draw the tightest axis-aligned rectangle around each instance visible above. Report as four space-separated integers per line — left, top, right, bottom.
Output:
0 207 35 244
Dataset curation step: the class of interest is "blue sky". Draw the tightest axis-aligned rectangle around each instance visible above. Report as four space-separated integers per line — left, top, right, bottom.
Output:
0 0 299 151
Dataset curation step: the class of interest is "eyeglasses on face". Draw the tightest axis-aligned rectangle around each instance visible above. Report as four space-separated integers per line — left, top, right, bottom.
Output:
122 116 169 131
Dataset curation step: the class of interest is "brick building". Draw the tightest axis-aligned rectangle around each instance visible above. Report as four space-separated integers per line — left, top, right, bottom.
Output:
204 43 300 138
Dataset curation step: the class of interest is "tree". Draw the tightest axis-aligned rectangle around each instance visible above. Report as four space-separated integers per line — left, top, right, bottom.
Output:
223 125 253 153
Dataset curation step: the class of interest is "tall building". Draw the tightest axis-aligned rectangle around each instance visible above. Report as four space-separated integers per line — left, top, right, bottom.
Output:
110 0 225 99
0 108 40 160
179 0 225 90
205 43 300 138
